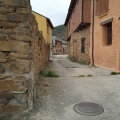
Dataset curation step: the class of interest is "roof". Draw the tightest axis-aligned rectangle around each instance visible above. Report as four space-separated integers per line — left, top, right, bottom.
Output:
62 41 67 44
52 36 62 42
64 0 77 26
52 36 58 41
52 36 67 46
33 11 54 29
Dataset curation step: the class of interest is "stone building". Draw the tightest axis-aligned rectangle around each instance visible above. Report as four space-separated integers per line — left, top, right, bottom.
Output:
62 41 68 54
64 0 91 64
90 0 120 71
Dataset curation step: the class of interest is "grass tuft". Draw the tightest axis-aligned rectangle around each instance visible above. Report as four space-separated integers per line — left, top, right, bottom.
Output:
110 72 118 75
79 75 86 77
87 74 93 77
39 70 59 77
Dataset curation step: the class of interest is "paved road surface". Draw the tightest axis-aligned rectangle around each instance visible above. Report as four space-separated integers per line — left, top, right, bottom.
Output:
30 55 120 120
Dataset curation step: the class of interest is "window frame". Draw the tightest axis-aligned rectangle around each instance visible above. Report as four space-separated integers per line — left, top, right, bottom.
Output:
106 22 112 45
81 38 85 53
101 18 113 46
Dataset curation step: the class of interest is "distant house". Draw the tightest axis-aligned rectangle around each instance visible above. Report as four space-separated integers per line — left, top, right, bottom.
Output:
52 36 68 55
32 11 54 56
64 0 91 64
62 41 68 54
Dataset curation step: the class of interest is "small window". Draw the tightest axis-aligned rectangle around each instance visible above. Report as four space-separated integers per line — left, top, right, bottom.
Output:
81 38 85 53
96 0 109 16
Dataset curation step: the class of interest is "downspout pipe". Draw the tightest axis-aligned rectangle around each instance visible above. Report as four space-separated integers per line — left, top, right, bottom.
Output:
92 0 95 65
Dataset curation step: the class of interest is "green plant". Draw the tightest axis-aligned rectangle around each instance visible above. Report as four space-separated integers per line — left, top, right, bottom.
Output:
110 72 120 75
0 116 12 120
45 70 59 77
110 72 118 75
39 70 59 77
87 74 93 77
79 75 86 77
39 70 44 76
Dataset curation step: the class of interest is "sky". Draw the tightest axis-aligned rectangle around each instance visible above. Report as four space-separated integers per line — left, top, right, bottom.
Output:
30 0 71 27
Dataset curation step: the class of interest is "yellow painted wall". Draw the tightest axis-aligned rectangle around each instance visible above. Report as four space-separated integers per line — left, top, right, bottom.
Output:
46 20 52 51
32 11 53 52
32 12 47 41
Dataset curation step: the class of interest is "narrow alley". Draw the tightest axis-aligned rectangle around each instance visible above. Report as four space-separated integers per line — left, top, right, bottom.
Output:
30 55 120 120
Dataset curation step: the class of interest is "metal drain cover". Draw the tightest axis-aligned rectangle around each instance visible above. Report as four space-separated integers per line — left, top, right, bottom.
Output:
73 102 104 116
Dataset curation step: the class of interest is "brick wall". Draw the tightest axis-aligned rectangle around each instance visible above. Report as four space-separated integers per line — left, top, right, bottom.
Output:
90 0 120 71
66 0 91 39
0 0 50 116
66 0 82 38
83 0 91 23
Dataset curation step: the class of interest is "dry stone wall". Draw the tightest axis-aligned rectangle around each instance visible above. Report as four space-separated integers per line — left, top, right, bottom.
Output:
0 0 50 116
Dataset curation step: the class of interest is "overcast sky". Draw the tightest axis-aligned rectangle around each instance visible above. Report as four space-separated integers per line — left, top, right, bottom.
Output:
30 0 71 27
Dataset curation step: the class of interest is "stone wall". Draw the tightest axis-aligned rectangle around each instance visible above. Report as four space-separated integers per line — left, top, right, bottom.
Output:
0 0 50 116
69 26 90 64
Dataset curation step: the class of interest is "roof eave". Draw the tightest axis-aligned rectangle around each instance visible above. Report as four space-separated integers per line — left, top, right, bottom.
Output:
33 11 54 29
64 0 77 26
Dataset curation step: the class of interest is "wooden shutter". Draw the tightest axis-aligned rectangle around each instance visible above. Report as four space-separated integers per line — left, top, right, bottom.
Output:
96 0 109 16
104 0 109 11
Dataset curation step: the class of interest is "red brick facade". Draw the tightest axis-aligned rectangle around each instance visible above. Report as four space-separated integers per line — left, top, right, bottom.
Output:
90 0 120 71
64 0 91 63
65 0 120 71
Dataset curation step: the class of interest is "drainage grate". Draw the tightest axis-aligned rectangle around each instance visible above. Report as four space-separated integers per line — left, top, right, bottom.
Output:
73 102 104 116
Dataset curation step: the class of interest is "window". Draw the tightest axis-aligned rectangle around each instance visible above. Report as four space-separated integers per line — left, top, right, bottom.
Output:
96 0 109 16
103 22 112 45
81 38 85 53
101 18 112 45
107 22 112 44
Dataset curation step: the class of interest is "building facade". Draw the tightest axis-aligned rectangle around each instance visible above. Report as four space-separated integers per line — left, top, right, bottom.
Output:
52 36 68 55
90 0 120 71
32 11 54 56
65 0 120 71
64 0 91 64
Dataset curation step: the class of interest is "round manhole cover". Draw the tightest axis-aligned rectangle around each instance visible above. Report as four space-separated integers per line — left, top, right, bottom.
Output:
73 102 104 116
